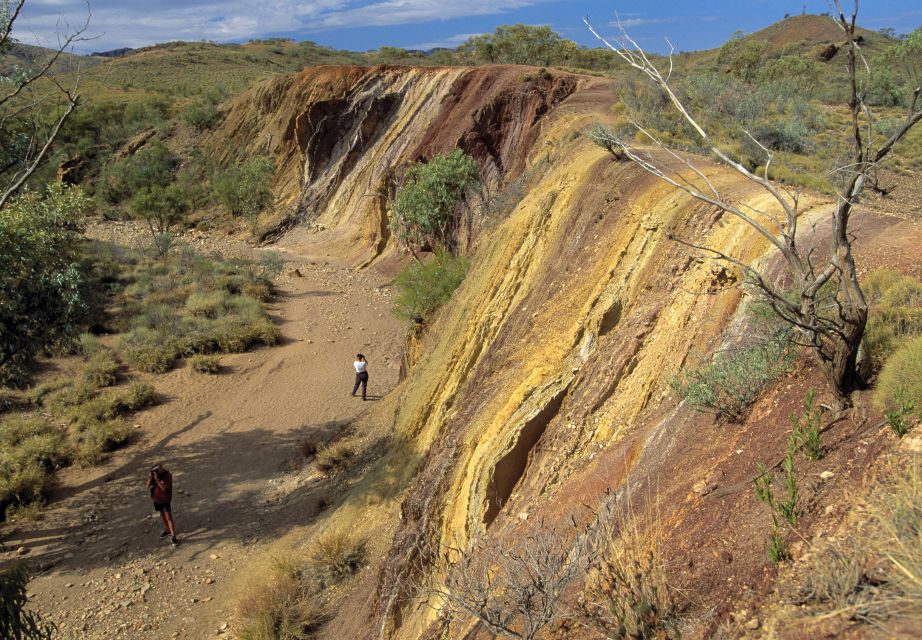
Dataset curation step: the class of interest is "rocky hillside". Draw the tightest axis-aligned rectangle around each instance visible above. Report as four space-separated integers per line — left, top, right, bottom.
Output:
214 64 920 638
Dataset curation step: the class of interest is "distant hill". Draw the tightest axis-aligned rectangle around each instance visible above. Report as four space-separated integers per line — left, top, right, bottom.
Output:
746 13 890 55
91 48 134 59
0 42 104 77
53 39 368 102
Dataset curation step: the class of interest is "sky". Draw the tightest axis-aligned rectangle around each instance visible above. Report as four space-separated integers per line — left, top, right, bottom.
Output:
13 0 922 55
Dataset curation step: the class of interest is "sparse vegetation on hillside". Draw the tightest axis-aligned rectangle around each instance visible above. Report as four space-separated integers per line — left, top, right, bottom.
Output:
788 461 922 629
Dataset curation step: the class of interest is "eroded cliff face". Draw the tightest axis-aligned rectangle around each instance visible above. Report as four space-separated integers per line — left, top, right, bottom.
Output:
216 65 912 639
213 65 577 263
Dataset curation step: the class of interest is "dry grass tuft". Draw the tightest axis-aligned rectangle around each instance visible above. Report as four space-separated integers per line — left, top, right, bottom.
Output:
306 530 366 588
81 349 120 388
580 503 682 639
313 442 355 474
236 556 329 640
787 462 922 629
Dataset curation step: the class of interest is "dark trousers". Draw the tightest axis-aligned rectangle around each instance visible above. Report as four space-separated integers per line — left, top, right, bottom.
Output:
352 372 368 399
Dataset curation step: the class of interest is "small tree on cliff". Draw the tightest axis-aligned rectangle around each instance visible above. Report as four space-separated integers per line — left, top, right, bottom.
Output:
586 1 922 404
391 149 479 256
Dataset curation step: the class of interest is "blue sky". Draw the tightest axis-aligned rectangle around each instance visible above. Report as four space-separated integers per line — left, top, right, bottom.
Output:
15 0 922 54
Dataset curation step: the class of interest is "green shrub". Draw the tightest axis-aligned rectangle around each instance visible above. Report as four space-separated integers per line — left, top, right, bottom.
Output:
876 336 922 433
128 182 191 257
189 355 221 374
0 184 91 386
393 252 469 323
790 389 824 460
182 100 220 131
82 349 120 388
671 337 793 421
212 157 275 233
390 149 479 252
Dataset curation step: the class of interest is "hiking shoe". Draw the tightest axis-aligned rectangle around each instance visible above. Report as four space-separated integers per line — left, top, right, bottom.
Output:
170 536 179 547
159 530 170 538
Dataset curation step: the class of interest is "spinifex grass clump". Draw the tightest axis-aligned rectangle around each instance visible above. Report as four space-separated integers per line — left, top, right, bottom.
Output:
115 249 282 372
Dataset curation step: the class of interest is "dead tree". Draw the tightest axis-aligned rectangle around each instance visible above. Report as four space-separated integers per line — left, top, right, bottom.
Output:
0 0 91 208
422 524 593 640
585 1 922 404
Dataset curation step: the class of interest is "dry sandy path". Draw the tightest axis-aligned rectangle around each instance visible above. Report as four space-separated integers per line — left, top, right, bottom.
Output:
0 227 406 638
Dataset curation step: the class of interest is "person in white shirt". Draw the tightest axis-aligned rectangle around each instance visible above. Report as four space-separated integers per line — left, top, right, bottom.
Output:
351 353 369 400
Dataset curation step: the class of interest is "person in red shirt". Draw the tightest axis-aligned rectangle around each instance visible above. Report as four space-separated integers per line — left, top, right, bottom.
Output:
146 463 178 546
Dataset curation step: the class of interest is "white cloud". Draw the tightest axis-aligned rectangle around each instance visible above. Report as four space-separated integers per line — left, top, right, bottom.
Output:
12 0 554 51
607 14 723 29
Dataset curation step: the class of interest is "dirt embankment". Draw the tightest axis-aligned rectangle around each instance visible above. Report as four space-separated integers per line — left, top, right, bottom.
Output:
210 64 586 264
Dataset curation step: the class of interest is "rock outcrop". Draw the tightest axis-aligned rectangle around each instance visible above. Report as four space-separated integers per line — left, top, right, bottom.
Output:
213 63 915 639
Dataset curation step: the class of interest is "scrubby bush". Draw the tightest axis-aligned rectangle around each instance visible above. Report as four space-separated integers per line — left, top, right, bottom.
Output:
314 441 355 474
212 157 275 233
0 415 71 518
0 185 91 386
189 355 221 374
671 337 793 421
393 252 469 323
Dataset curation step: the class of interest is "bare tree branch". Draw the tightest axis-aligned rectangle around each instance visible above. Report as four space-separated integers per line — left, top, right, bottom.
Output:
585 1 921 403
